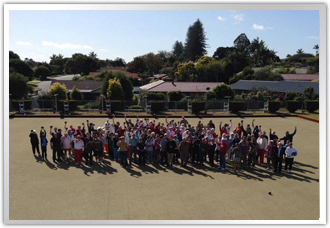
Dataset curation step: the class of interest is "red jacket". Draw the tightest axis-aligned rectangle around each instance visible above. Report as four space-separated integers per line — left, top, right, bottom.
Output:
218 142 228 153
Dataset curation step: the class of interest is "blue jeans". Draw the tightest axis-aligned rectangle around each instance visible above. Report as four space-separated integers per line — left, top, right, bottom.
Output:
219 153 226 169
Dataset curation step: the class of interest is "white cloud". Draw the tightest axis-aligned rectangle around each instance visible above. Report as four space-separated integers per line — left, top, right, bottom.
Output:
252 24 264 30
233 14 244 23
16 41 32 46
218 16 226 21
307 36 319 40
42 41 93 50
99 48 109 52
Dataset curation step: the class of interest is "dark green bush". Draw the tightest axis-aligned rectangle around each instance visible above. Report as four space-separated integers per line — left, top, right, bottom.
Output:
128 105 144 110
150 101 166 113
286 100 301 113
167 91 184 101
229 101 245 113
12 100 32 111
305 100 319 113
268 101 281 113
83 101 101 109
147 92 165 101
191 101 206 113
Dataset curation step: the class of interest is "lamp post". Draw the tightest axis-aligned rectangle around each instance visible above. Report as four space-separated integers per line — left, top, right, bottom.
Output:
54 94 58 112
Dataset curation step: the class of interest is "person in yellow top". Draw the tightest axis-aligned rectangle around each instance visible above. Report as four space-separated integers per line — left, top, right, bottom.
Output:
116 136 129 167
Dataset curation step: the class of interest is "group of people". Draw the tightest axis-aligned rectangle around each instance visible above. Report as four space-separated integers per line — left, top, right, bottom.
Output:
29 115 299 173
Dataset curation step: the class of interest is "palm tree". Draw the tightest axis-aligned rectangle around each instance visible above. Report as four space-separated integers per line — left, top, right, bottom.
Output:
313 44 319 56
89 52 97 59
296 48 304 56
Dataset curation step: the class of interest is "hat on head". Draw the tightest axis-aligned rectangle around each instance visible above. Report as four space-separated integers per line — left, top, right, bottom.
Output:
115 133 118 136
164 133 167 136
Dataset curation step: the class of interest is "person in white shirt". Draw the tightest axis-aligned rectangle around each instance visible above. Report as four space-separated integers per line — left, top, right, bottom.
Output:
284 142 298 172
73 135 84 165
257 134 268 165
61 132 72 160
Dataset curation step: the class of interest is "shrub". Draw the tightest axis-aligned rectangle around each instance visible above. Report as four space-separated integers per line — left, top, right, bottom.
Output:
83 101 100 109
286 100 301 113
213 83 235 99
9 72 28 99
34 66 51 81
167 90 184 101
49 82 68 100
268 101 281 113
12 100 32 111
305 100 319 113
70 86 83 100
107 79 125 100
229 101 245 113
191 101 206 113
285 91 301 101
147 92 165 101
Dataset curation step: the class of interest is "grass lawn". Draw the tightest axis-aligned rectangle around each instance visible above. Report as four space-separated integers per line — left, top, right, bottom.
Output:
27 80 40 85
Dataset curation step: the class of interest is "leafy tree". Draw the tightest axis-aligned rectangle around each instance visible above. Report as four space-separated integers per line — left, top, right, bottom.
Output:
196 56 214 66
64 53 98 75
184 19 208 61
107 79 125 100
101 71 115 97
34 66 51 81
48 82 68 100
167 91 184 101
234 33 251 55
172 41 184 60
175 61 197 81
70 86 83 100
9 51 20 60
49 54 65 74
285 91 301 100
88 51 97 60
143 53 163 76
296 48 304 56
111 57 126 67
127 56 147 73
213 47 236 60
115 71 133 101
242 67 254 77
9 59 33 80
249 37 279 67
306 56 319 73
213 83 235 99
196 59 225 82
157 51 175 67
303 86 317 100
9 72 28 99
253 66 283 81
24 58 37 68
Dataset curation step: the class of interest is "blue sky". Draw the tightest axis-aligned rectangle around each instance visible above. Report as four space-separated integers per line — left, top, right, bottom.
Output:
9 10 319 63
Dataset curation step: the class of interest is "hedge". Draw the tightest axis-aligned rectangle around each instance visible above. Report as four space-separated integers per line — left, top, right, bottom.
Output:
191 101 206 113
305 100 319 113
37 99 54 109
268 101 281 113
286 100 301 113
229 101 245 113
150 101 166 113
168 100 188 110
102 100 125 112
12 100 32 111
56 100 78 111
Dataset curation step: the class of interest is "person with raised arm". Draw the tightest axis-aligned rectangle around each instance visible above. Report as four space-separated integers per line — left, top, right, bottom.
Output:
280 127 297 143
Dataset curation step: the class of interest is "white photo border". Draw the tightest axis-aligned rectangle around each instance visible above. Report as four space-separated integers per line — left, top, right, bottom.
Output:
3 2 327 225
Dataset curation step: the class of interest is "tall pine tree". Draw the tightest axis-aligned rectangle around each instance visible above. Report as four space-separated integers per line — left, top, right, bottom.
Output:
184 19 208 61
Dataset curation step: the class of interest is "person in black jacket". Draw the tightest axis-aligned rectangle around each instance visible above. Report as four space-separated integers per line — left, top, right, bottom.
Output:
29 130 41 156
84 134 94 165
50 133 61 163
137 138 146 165
199 137 209 165
273 142 285 173
166 136 177 167
269 128 279 141
280 127 297 143
92 135 103 164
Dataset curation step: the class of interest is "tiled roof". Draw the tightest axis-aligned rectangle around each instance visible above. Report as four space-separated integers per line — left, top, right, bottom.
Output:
230 80 319 94
140 80 223 93
281 73 319 81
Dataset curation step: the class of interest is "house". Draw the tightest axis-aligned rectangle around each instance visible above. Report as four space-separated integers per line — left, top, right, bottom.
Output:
280 73 319 81
230 80 319 95
140 80 223 99
50 74 81 81
50 80 103 100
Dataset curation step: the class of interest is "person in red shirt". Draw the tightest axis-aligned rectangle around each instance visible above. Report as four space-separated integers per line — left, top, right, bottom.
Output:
235 122 242 139
218 138 228 171
116 125 125 137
